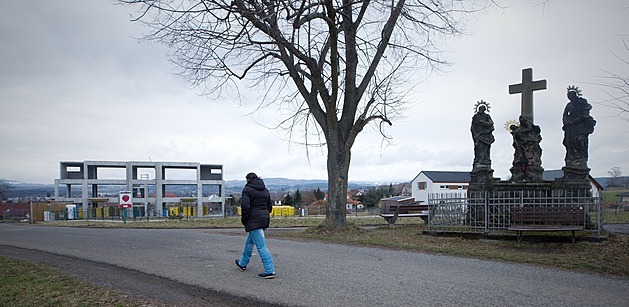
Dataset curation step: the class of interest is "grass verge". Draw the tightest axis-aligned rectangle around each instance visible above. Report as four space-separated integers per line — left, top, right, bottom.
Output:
39 215 399 228
0 256 163 307
38 211 629 228
273 223 629 277
603 210 629 224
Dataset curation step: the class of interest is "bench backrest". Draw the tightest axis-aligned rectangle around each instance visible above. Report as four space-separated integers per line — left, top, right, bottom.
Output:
383 204 428 214
511 206 585 225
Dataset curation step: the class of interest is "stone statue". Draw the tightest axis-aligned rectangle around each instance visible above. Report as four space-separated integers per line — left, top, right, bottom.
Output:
471 101 494 170
509 115 544 182
562 86 596 168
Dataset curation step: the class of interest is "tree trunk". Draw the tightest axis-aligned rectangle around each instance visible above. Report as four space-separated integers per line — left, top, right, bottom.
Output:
323 132 350 228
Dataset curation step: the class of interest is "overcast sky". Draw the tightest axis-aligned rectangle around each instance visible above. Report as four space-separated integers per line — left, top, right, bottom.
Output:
1 0 628 184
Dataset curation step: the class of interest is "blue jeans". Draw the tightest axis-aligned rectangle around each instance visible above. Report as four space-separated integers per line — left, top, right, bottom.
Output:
239 228 275 274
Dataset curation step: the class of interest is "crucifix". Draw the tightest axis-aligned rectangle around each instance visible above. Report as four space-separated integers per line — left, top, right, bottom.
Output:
508 68 547 123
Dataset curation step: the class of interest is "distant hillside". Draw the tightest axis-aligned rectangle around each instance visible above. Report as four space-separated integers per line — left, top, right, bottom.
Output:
0 179 54 198
594 176 629 188
4 176 627 199
1 178 380 199
225 178 378 195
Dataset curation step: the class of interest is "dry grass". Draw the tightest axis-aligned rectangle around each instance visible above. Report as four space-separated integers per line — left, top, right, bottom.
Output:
274 224 629 276
38 215 423 228
0 256 165 307
603 210 629 224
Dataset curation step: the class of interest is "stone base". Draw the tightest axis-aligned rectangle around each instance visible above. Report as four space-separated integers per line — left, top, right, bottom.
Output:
547 166 592 194
558 166 590 183
472 180 592 198
493 180 554 192
469 168 495 191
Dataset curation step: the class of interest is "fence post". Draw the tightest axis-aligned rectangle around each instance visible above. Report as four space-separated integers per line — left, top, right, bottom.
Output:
597 195 602 236
484 191 489 234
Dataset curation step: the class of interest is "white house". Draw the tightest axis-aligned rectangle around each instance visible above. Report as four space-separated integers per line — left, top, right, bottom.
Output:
410 171 470 204
411 170 604 204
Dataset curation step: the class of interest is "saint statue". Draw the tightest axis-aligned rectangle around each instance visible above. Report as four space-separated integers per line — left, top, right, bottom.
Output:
471 101 494 170
562 86 596 168
509 115 543 182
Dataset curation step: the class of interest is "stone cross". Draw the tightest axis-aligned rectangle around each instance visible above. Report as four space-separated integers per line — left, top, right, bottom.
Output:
508 68 547 123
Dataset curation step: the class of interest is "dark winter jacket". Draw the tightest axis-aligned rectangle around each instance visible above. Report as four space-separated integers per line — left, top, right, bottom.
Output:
240 177 273 232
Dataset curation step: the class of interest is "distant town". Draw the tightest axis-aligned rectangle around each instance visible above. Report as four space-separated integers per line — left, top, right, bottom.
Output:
0 177 388 200
1 175 626 202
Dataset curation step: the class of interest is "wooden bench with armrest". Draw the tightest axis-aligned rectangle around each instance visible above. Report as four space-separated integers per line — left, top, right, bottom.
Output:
508 205 585 244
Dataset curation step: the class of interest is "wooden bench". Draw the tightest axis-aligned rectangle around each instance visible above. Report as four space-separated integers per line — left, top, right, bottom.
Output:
380 203 429 227
508 206 585 244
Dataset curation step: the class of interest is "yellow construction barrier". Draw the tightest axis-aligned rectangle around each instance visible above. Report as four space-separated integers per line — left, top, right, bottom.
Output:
237 206 295 217
271 206 280 216
168 206 199 217
182 206 196 216
272 206 295 217
169 207 179 217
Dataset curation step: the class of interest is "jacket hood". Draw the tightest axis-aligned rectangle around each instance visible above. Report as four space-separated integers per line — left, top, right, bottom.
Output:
247 177 267 191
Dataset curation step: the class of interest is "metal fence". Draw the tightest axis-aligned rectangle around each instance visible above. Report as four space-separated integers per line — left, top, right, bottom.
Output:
24 201 226 222
427 190 601 235
41 207 150 222
1 209 30 221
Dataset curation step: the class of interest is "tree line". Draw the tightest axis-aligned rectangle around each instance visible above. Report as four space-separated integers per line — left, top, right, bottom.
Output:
226 183 408 212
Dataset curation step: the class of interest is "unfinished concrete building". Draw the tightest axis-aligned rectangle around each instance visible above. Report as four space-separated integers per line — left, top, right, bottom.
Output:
53 161 225 218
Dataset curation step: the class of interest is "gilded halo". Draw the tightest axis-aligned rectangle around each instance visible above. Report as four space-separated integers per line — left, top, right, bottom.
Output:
474 100 491 113
504 119 519 132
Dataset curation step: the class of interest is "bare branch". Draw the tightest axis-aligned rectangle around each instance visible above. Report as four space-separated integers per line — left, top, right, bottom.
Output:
590 37 629 122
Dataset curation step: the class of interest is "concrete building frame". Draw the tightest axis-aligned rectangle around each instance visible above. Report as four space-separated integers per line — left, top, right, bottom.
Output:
53 161 225 218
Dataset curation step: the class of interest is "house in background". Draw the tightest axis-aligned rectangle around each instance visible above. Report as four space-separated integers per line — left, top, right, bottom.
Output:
618 191 629 203
410 171 470 204
411 170 604 204
346 194 363 211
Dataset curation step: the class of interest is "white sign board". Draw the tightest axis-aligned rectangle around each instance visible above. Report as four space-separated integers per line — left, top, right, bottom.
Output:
119 191 133 208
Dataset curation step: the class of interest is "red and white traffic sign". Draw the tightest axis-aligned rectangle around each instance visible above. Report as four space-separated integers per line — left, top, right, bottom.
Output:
119 191 133 208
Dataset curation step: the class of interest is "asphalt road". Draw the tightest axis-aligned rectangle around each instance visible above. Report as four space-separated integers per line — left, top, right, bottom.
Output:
0 223 627 306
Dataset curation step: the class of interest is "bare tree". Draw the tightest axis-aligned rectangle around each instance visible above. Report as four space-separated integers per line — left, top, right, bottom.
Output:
595 38 629 122
607 166 623 188
119 0 492 227
608 166 622 177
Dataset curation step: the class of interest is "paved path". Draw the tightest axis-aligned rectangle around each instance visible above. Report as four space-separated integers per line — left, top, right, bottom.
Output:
0 224 627 306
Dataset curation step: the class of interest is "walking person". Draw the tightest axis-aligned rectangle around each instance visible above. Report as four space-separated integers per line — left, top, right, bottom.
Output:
234 172 276 279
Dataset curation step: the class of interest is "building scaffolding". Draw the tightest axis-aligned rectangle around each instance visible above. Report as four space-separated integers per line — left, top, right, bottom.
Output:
53 161 225 218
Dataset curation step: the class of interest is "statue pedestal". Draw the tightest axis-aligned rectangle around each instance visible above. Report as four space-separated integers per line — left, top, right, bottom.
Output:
469 167 495 191
492 180 554 193
559 166 590 183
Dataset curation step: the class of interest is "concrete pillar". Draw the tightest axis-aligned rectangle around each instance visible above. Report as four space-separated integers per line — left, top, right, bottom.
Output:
156 163 164 216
